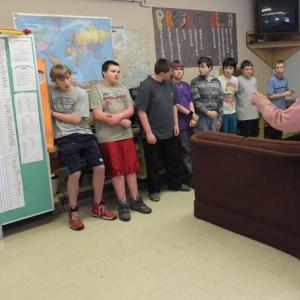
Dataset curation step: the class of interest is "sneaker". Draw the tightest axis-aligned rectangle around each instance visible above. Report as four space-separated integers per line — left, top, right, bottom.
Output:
174 184 191 192
149 192 160 202
130 195 152 214
187 179 194 189
118 199 131 222
68 209 84 231
179 184 191 191
92 202 117 220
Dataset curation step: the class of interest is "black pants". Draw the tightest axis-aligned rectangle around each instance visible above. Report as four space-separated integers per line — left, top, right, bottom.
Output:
178 129 192 182
142 136 185 194
264 124 282 140
238 119 259 137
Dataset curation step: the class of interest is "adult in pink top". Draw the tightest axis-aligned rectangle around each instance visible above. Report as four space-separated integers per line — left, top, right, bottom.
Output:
251 91 300 133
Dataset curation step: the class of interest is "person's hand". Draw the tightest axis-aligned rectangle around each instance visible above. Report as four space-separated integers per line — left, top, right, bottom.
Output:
289 88 296 95
251 91 268 106
174 125 180 136
192 113 199 122
190 118 198 128
207 111 217 119
119 119 131 128
216 120 222 130
106 113 122 126
146 132 157 144
103 113 112 123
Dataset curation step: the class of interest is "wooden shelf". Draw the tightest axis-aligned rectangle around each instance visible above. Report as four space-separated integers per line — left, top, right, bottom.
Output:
246 31 300 67
250 40 300 48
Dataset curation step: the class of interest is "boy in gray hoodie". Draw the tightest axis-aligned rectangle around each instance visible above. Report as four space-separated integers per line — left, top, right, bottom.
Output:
191 56 223 133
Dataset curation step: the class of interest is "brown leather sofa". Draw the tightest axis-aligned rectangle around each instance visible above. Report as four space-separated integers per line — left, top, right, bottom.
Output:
191 131 300 258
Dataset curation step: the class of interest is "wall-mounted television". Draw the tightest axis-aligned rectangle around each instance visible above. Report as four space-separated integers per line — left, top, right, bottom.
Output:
257 0 299 33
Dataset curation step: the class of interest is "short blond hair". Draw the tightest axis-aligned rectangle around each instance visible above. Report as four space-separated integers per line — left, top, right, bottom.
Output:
50 64 71 81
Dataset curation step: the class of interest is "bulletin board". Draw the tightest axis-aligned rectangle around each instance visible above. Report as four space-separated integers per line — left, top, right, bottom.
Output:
152 7 238 67
0 35 53 234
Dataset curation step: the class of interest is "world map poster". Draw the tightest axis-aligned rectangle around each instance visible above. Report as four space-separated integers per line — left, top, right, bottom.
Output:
152 7 238 67
14 14 113 89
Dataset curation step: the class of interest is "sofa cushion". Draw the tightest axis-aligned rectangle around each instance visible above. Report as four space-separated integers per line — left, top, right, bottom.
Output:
192 131 245 145
242 137 300 154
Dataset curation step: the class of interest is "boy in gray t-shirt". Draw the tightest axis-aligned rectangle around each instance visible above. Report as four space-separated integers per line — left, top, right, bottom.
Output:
135 58 191 201
49 64 117 230
236 60 260 137
90 60 152 222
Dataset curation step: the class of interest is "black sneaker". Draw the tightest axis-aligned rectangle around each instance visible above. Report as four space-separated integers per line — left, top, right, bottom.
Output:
130 195 152 214
179 184 192 192
169 184 192 192
187 179 194 189
149 192 160 202
118 199 131 222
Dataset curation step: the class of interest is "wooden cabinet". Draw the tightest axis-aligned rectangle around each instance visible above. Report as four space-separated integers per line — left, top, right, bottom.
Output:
246 31 300 67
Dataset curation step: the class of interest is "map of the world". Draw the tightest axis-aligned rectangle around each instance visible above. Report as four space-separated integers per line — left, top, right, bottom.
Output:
14 14 113 88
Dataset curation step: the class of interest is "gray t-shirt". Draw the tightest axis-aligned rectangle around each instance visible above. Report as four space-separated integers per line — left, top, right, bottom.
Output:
89 81 134 143
236 76 259 121
49 85 92 139
135 76 178 140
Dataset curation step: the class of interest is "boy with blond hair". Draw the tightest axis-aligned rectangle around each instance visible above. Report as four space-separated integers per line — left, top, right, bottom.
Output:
266 59 296 139
49 64 116 231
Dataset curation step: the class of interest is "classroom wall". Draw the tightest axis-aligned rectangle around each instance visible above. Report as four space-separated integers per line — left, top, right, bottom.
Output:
0 0 270 91
286 53 300 98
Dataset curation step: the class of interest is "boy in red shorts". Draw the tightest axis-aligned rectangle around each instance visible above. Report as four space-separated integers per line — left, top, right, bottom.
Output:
90 60 152 221
49 64 117 230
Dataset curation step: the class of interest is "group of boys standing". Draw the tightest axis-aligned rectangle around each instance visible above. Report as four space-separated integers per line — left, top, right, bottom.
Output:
50 59 190 230
50 55 294 230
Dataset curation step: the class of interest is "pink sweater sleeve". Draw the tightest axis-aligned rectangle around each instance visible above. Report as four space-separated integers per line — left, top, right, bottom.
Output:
256 97 300 133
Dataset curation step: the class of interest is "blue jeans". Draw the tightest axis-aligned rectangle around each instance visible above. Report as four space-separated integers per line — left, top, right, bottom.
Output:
194 115 216 133
220 113 237 134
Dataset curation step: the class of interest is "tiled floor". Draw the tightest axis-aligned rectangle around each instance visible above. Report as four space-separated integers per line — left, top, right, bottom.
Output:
0 189 299 300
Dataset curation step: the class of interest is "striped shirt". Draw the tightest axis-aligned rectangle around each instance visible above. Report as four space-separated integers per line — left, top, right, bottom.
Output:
191 75 223 120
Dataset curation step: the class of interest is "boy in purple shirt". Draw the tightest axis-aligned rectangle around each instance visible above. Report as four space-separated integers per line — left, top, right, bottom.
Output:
172 60 198 186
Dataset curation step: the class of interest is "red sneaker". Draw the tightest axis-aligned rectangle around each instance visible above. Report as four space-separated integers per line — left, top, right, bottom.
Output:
92 202 117 220
68 210 84 230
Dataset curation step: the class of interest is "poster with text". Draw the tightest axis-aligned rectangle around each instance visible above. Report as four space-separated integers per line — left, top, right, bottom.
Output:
152 7 237 67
